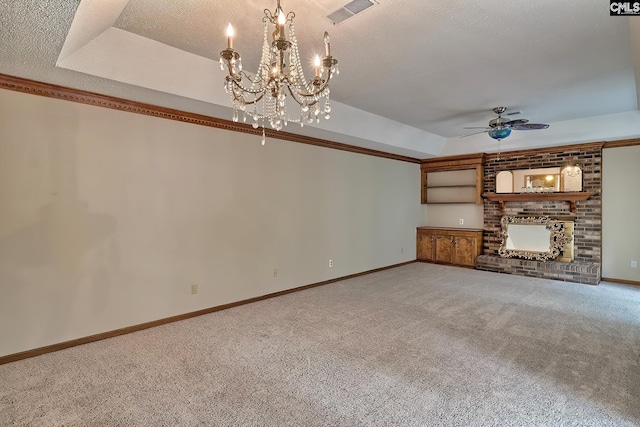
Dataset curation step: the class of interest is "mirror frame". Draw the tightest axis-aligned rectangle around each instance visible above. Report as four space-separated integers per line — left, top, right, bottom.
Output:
498 215 573 261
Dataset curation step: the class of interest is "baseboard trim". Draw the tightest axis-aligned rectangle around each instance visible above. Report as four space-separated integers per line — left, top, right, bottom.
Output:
0 260 416 365
601 277 640 286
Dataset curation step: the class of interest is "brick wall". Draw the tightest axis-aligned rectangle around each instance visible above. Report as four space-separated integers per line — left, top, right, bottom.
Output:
478 143 603 284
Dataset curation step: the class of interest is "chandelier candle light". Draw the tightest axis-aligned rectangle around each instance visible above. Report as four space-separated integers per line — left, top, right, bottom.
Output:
220 0 339 144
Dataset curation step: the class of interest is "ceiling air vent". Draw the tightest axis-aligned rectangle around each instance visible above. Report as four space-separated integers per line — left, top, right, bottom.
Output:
327 0 377 24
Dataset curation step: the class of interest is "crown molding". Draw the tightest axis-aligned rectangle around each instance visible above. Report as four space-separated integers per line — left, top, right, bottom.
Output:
0 73 421 164
603 137 640 149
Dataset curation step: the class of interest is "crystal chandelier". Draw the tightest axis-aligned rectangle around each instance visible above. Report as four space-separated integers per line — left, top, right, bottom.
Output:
220 0 339 143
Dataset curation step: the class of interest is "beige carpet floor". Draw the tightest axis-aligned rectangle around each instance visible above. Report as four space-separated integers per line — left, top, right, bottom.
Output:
1 263 639 426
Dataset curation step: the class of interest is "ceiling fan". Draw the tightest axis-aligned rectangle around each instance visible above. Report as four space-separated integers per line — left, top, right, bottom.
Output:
461 107 549 141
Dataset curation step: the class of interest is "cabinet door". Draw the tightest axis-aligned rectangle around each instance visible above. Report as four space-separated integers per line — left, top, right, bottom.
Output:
417 233 435 261
435 236 454 263
453 236 477 267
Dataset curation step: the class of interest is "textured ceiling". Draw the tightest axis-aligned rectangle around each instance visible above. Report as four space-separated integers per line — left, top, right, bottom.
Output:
1 0 640 157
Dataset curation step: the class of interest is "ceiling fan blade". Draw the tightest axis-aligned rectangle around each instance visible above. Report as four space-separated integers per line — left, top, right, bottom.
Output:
463 126 491 130
513 123 549 130
460 130 488 138
506 111 522 116
504 119 529 127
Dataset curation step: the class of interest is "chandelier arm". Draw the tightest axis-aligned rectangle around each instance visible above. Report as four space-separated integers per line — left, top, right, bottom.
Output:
226 77 265 96
237 69 263 83
284 84 311 107
288 75 332 98
219 51 272 87
263 10 275 23
287 84 327 100
264 6 295 22
230 86 266 106
226 73 275 96
233 94 265 106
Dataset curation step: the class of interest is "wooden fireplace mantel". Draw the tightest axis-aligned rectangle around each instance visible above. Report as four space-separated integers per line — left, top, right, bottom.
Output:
482 191 595 213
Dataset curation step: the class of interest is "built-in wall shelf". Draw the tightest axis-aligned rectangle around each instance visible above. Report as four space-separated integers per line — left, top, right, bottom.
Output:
421 153 485 204
482 192 596 213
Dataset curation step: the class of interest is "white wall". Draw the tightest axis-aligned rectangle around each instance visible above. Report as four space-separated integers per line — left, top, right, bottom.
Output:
0 89 424 357
602 146 640 282
424 205 484 229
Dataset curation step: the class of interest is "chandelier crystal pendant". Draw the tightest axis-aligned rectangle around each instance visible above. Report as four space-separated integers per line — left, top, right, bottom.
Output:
219 0 339 140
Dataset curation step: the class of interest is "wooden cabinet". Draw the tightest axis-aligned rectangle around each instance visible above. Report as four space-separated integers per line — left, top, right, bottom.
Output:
420 153 485 204
416 227 483 268
417 231 436 262
435 235 454 263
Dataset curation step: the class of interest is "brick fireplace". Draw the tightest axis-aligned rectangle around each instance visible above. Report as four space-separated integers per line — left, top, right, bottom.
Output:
476 142 603 285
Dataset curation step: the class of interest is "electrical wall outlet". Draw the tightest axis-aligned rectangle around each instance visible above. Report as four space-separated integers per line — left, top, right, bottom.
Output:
191 284 198 294
459 218 464 225
273 268 278 277
631 260 637 268
401 247 404 254
328 259 334 268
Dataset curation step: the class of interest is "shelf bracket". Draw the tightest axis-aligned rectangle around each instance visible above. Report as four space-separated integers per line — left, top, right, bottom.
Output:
569 200 577 213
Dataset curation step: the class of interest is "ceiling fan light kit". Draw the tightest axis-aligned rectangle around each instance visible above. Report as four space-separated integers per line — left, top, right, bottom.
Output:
488 128 511 140
220 0 338 144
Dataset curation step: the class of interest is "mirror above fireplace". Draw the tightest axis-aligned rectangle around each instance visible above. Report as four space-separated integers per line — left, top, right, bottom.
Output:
498 215 573 261
495 166 582 193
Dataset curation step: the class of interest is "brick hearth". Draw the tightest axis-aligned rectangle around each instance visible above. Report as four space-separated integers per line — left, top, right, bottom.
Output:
476 256 600 285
